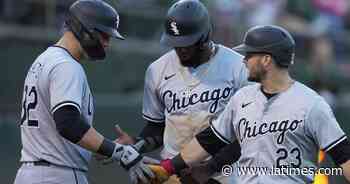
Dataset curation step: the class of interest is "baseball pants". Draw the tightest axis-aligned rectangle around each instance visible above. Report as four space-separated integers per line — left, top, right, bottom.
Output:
14 162 88 184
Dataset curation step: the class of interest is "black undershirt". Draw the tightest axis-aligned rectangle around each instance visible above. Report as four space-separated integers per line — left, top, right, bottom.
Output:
327 138 350 166
195 126 241 171
137 121 165 153
53 105 90 144
260 86 278 99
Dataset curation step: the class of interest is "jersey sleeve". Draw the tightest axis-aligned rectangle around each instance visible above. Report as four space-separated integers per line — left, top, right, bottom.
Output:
210 95 237 144
142 65 165 123
306 99 347 152
49 62 85 114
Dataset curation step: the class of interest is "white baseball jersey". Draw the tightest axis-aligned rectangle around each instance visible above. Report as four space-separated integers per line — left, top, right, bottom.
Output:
142 44 248 158
19 46 94 171
212 82 346 183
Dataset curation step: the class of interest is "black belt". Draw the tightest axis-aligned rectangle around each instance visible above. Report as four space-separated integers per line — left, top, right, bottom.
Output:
22 160 87 173
23 160 51 166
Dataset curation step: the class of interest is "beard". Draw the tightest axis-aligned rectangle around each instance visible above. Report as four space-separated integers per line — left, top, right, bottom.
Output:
248 75 261 82
179 56 199 67
178 49 203 67
248 63 267 82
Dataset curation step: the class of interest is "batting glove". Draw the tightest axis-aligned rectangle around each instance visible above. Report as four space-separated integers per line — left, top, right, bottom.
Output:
146 163 173 184
120 140 160 184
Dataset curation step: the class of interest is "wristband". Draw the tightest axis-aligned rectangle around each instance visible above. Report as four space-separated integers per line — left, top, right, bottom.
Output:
160 159 176 175
97 138 117 157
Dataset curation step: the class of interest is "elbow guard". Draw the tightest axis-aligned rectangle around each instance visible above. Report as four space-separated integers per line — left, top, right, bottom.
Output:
208 140 241 172
53 105 91 143
327 138 350 166
196 127 228 156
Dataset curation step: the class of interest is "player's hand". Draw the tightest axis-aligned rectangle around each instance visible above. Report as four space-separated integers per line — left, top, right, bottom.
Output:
178 168 200 184
146 164 172 184
114 124 136 145
179 162 216 184
143 158 183 184
121 140 160 184
94 124 136 165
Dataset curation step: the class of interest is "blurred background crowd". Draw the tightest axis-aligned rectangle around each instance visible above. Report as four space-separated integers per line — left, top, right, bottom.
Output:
0 0 350 183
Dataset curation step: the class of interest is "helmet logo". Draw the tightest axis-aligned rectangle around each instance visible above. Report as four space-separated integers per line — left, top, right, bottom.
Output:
170 21 180 35
115 15 120 28
291 53 295 64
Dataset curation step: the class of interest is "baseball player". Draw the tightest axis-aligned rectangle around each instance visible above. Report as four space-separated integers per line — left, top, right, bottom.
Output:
110 0 249 183
14 1 158 184
145 25 350 183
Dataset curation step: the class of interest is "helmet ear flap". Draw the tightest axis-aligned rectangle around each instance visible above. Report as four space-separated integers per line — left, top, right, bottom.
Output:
65 11 105 60
65 0 124 60
66 13 88 41
198 27 212 50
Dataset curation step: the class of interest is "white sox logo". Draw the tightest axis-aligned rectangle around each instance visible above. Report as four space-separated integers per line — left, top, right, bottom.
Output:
170 21 180 35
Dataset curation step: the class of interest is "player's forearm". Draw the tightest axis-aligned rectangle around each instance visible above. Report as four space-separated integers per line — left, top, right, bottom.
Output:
341 160 350 182
137 121 165 153
208 140 241 172
75 126 123 158
173 126 241 172
53 105 105 153
160 138 214 176
78 127 128 159
53 105 121 157
77 127 104 152
181 138 210 166
136 136 163 153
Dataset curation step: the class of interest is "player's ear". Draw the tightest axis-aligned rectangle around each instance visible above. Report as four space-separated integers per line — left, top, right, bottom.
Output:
262 54 274 69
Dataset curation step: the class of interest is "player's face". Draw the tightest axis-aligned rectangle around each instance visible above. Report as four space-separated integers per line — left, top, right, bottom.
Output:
174 43 202 67
98 31 111 49
244 53 268 82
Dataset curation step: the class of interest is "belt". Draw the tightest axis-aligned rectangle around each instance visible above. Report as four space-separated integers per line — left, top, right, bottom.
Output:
22 160 51 166
22 160 87 172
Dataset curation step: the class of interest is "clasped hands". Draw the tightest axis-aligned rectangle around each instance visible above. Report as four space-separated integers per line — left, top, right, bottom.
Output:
94 125 173 184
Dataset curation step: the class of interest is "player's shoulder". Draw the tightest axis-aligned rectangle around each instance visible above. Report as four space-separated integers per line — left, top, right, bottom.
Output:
215 44 244 64
40 46 83 71
239 82 260 92
294 82 334 117
217 44 243 58
146 50 177 73
234 83 260 98
45 46 81 65
290 81 330 110
293 82 322 100
213 44 246 76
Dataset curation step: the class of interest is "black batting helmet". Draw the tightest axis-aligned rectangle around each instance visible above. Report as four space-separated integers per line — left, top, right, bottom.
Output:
233 25 295 67
66 0 124 60
160 0 211 47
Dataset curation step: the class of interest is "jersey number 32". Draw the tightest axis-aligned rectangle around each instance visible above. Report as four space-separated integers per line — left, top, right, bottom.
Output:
20 85 38 127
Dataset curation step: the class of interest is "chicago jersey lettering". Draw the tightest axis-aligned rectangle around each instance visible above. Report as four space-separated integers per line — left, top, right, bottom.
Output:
211 82 346 183
142 44 248 158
